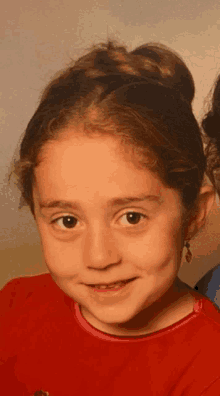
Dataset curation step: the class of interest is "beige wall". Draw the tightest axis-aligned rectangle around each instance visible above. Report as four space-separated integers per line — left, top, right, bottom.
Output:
1 0 220 289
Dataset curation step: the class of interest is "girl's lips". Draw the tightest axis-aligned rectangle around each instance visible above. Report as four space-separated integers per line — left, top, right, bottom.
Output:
87 277 137 287
86 278 137 296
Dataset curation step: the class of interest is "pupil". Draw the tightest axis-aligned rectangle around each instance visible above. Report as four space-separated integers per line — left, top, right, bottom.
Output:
127 212 141 224
63 216 77 228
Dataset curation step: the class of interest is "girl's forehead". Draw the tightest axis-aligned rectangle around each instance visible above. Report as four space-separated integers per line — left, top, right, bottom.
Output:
39 132 155 171
35 133 164 198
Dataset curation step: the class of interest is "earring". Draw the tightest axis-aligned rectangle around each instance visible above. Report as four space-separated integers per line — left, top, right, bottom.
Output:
185 241 192 263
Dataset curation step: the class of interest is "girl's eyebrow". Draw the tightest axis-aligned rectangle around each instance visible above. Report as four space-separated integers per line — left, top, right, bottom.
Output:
39 195 163 211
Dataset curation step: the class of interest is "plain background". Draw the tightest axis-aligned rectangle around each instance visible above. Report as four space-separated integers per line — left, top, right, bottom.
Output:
1 0 220 289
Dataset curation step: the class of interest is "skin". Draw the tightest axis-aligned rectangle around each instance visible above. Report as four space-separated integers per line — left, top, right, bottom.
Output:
33 132 214 336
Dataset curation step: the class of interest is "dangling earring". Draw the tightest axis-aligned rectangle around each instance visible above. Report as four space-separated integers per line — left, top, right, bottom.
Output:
185 241 192 263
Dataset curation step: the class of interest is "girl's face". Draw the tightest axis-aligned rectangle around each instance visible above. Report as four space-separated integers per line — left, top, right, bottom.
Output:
33 132 186 334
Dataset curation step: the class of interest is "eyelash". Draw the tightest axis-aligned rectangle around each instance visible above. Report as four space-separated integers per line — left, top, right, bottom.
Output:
51 211 147 231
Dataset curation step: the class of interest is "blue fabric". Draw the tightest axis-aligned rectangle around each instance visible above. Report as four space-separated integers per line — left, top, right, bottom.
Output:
194 264 220 308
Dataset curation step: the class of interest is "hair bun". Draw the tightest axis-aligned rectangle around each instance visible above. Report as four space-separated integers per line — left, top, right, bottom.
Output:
131 43 195 104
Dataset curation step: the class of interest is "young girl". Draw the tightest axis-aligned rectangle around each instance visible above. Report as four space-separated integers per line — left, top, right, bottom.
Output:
1 40 219 396
195 75 220 307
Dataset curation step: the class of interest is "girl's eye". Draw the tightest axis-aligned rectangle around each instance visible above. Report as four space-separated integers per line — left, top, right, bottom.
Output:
119 212 146 226
51 212 146 231
52 216 78 230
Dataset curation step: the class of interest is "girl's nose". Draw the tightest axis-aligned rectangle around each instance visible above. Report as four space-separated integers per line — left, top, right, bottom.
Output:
84 225 121 270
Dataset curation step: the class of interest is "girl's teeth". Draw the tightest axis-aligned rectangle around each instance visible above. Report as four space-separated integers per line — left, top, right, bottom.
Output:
93 281 125 289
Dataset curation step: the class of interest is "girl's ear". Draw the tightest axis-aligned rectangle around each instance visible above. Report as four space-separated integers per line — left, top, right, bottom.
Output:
184 184 215 241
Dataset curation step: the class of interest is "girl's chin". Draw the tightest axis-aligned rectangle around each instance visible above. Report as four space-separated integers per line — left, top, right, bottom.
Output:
81 302 145 332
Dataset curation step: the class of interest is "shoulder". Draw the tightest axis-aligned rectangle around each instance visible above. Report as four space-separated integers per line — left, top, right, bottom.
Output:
0 273 53 317
198 296 220 324
1 272 53 294
189 291 220 338
180 289 220 342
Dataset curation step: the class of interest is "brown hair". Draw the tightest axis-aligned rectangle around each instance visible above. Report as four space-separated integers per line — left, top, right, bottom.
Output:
201 75 220 195
12 40 206 217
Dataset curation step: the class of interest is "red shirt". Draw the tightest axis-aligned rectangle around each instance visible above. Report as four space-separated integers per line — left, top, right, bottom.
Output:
1 273 220 396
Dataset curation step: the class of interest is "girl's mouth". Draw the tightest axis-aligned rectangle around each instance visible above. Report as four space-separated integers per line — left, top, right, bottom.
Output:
87 278 136 292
